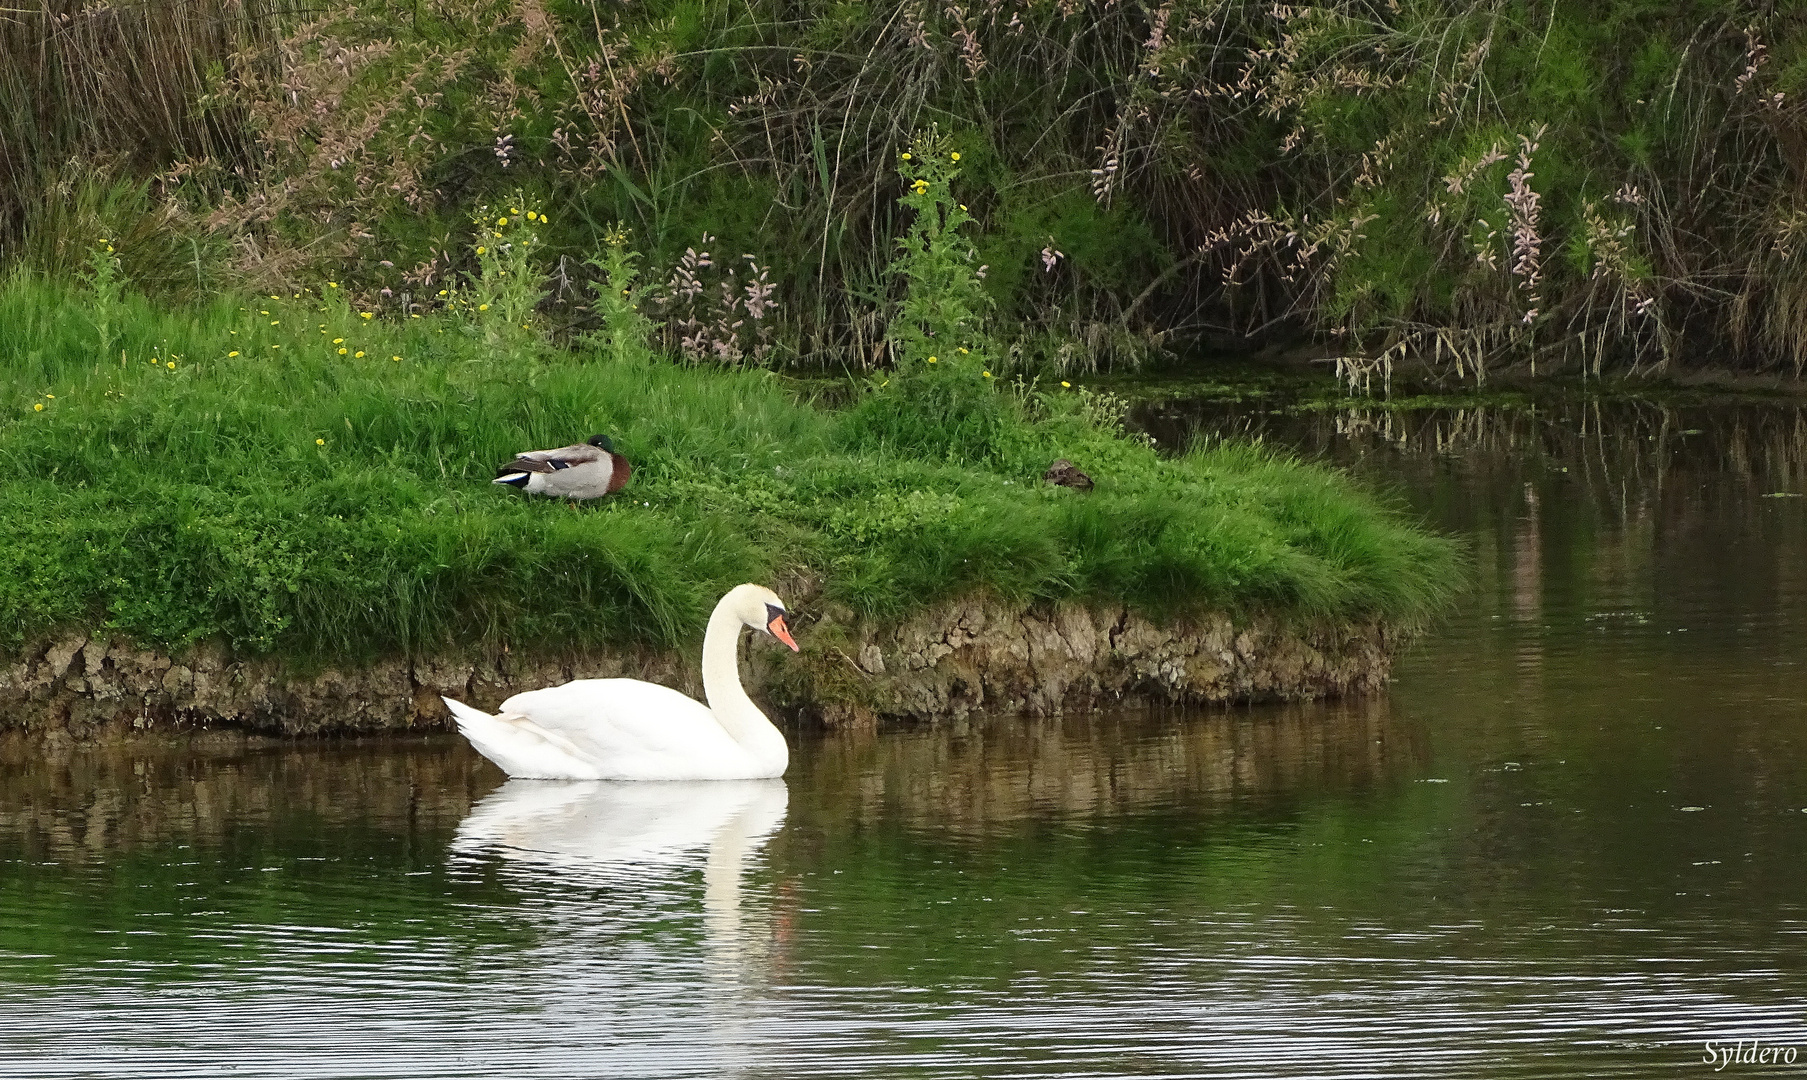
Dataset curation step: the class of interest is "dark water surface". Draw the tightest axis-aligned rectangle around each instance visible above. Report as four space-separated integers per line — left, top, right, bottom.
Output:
4 398 1807 1078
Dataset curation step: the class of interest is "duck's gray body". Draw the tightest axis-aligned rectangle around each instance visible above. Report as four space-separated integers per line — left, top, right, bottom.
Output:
494 435 632 500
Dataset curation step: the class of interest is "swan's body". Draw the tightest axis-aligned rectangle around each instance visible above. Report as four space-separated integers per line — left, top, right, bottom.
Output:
443 584 799 780
493 434 631 500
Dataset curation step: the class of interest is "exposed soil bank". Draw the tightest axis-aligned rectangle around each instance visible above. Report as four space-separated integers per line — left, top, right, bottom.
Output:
0 600 1400 737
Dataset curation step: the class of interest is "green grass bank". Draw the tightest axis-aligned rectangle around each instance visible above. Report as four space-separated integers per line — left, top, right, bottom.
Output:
0 271 1458 701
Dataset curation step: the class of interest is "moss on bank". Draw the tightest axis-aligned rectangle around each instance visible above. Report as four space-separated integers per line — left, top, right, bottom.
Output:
0 272 1460 666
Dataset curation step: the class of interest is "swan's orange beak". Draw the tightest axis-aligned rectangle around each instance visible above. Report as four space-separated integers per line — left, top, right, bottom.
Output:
767 613 799 651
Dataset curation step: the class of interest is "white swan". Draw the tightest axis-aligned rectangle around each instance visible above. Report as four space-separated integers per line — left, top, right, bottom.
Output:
441 583 799 780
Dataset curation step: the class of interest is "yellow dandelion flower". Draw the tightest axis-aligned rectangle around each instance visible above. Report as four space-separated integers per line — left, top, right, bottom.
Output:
539 215 549 224
97 238 108 244
167 361 176 370
33 403 43 412
478 303 490 311
498 216 509 226
316 438 325 446
44 394 53 399
355 351 365 358
229 330 237 335
1061 381 1071 388
901 152 912 160
960 204 968 211
360 312 373 319
476 246 487 255
982 370 992 378
333 338 344 344
337 347 348 355
950 152 961 161
260 310 269 315
391 355 401 361
958 347 969 354
327 282 339 288
228 350 240 357
526 211 537 221
105 246 114 253
927 356 938 363
912 180 929 194
438 290 448 296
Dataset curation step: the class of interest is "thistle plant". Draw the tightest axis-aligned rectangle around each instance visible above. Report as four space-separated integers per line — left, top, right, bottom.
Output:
848 131 1013 464
85 236 125 359
587 225 655 361
463 194 547 340
887 130 993 371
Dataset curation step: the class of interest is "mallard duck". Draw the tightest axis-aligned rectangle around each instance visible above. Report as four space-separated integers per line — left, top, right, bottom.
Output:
441 584 800 780
493 434 632 500
1044 458 1094 491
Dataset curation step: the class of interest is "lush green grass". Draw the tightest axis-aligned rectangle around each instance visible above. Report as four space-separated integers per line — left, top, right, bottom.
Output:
0 273 1461 662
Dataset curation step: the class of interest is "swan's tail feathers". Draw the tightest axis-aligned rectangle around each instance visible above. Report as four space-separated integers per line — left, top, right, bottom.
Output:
442 696 600 780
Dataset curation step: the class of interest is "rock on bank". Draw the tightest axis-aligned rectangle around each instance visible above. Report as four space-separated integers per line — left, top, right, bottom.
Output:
0 600 1401 736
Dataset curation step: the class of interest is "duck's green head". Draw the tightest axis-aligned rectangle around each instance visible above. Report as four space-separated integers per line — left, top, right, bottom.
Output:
586 434 616 452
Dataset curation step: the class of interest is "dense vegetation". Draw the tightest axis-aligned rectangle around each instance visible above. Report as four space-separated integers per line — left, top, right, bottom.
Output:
0 235 1457 660
7 0 1807 380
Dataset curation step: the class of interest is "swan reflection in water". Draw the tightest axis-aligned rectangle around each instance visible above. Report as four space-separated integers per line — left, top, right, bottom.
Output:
452 779 789 971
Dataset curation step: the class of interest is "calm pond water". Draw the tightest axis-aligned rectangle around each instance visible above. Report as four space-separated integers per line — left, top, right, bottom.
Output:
4 396 1807 1078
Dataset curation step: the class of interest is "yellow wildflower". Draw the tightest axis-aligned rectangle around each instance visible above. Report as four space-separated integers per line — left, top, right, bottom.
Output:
338 348 348 355
167 361 176 370
228 351 239 357
498 216 508 226
950 152 960 161
957 347 969 354
355 351 365 358
333 338 344 344
982 370 992 378
1061 381 1071 388
44 394 53 399
391 355 401 361
927 356 938 363
316 438 325 446
526 211 537 221
33 403 43 412
478 303 490 311
327 282 339 288
270 320 279 325
912 179 929 194
901 152 911 160
438 290 448 296
360 312 373 320
476 246 486 255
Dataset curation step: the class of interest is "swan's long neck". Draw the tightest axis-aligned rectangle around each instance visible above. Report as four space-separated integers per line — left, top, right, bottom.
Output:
700 600 789 774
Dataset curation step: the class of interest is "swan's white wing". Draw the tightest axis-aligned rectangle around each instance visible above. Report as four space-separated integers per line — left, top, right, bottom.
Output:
500 679 762 780
444 698 604 779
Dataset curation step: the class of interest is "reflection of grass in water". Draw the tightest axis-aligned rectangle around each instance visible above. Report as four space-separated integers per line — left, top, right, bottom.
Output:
0 274 1461 663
